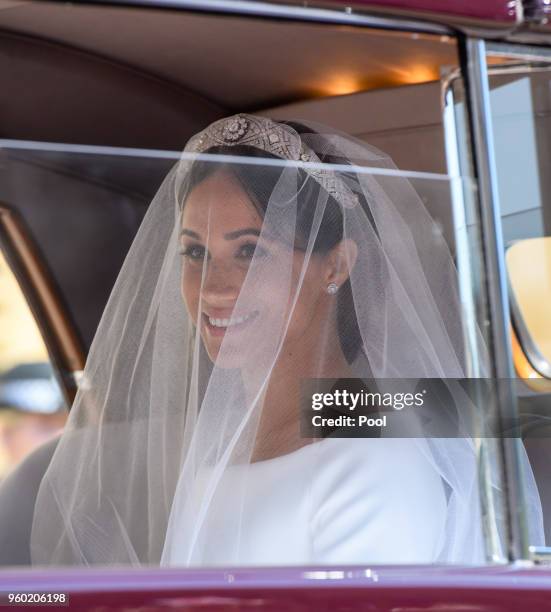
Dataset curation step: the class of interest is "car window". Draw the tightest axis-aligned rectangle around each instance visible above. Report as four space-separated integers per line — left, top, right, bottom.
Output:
0 6 511 570
482 51 551 549
0 248 67 480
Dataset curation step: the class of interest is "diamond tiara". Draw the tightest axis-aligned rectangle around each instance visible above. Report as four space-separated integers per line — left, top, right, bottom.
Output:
187 114 359 209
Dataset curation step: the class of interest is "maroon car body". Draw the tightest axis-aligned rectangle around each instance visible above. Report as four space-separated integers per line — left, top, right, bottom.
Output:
351 0 520 22
2 565 551 611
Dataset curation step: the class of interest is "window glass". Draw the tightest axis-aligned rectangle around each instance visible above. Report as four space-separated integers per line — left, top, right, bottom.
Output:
484 54 551 548
1 139 496 569
0 9 502 570
0 249 66 479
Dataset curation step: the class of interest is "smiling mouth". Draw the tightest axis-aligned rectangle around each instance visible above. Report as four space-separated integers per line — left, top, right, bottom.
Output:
202 310 259 335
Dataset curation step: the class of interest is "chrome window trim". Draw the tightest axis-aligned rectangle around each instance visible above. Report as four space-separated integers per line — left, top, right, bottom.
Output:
77 0 452 34
442 85 481 379
440 81 516 559
442 79 507 564
530 545 551 564
486 41 551 62
461 37 536 562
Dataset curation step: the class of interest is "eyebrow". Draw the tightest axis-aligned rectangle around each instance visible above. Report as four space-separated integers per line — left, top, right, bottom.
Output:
224 228 261 240
180 228 261 240
180 229 201 239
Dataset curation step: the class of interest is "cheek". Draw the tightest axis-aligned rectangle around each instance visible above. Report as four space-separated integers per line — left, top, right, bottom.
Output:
289 282 318 330
285 259 325 335
181 265 202 324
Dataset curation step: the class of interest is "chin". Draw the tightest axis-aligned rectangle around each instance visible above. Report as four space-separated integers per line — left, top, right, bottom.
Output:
200 310 265 369
202 338 245 369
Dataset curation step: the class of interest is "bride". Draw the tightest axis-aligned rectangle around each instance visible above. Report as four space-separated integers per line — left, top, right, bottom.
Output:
28 114 543 567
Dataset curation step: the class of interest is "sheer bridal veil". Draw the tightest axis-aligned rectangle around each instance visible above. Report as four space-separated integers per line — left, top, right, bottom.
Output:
30 114 544 566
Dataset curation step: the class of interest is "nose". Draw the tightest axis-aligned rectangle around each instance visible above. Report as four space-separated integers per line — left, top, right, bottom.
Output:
200 259 241 304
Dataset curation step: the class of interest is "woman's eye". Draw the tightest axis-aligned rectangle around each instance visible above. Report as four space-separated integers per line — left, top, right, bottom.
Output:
237 243 267 260
180 244 206 261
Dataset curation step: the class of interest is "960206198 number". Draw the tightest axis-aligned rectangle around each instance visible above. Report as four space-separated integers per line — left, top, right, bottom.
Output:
1 592 69 606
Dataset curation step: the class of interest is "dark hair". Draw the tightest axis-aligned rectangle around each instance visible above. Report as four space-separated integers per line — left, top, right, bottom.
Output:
181 121 366 363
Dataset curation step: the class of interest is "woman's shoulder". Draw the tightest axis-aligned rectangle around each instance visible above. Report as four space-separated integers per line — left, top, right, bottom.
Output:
309 437 448 563
311 436 441 482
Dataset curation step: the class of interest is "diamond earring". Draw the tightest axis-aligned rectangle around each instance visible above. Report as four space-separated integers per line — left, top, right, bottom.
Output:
327 282 339 295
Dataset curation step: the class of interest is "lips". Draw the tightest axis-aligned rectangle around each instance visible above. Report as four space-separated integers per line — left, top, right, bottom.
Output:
202 310 259 337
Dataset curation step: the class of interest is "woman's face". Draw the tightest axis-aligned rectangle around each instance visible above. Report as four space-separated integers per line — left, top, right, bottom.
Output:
180 169 332 368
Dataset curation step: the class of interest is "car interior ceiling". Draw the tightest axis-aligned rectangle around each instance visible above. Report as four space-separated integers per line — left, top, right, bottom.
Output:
0 0 550 552
0 1 456 117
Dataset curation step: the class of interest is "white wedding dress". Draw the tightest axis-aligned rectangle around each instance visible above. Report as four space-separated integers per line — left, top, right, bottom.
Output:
165 437 448 566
